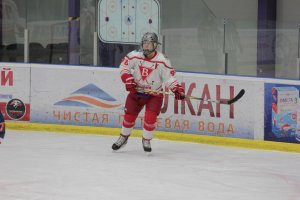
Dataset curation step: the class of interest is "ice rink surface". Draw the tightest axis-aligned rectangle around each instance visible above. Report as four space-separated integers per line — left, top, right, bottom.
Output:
1 130 300 200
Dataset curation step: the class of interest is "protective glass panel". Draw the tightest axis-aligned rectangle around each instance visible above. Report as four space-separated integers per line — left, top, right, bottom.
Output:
27 0 68 64
0 0 26 62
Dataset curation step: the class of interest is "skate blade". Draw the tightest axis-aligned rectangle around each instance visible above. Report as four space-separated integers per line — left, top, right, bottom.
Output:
112 147 125 152
111 143 127 152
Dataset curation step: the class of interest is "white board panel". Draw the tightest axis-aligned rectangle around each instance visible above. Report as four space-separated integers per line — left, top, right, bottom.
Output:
98 0 160 44
0 63 31 121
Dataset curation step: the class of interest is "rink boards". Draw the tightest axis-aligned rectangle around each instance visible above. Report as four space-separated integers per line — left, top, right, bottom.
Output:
1 63 300 144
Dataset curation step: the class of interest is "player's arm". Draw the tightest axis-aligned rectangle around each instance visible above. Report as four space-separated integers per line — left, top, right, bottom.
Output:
119 53 136 92
161 59 185 100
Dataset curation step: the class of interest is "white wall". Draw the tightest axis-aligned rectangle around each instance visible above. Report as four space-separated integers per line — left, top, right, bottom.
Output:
277 0 300 23
203 0 258 20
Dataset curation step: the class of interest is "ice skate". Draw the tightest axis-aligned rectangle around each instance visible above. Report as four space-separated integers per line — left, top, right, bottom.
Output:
142 138 152 152
112 134 129 151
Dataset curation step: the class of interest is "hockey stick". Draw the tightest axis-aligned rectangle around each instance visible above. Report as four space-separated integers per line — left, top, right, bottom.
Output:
137 88 245 105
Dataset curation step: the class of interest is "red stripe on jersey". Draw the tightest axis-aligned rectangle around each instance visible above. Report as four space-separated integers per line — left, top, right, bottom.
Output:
126 56 172 69
120 69 131 75
168 81 178 90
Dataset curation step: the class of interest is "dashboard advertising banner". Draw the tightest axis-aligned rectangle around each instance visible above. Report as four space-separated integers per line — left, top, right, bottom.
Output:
30 65 259 139
163 73 258 139
30 65 125 127
0 64 31 121
265 83 300 143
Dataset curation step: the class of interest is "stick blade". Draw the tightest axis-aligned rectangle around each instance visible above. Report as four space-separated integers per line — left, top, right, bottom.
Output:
227 89 245 105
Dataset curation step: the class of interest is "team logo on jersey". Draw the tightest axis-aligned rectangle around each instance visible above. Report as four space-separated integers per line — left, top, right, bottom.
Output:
139 66 154 81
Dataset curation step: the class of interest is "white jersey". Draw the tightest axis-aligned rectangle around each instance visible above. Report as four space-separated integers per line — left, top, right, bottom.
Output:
119 50 179 93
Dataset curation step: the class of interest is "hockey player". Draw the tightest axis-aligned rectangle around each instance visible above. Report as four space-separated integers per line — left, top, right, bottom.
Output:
0 110 5 144
112 32 185 152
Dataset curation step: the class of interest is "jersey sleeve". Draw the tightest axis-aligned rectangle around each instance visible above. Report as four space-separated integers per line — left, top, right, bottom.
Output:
160 57 179 90
119 51 135 82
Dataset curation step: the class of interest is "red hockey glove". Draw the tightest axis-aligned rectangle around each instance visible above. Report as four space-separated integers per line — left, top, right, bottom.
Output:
121 73 137 92
171 84 185 100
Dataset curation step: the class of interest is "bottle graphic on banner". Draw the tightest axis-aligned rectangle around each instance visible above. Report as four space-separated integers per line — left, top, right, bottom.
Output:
296 99 300 142
271 87 298 139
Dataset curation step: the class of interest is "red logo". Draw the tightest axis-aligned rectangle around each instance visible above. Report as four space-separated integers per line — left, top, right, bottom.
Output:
6 99 26 120
139 66 154 81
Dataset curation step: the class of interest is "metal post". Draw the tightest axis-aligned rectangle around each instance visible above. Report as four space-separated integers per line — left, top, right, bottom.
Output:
24 29 29 63
162 35 165 54
223 18 228 74
93 32 98 66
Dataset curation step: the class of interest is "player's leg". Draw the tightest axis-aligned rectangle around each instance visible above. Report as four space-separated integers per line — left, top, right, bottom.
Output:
0 111 5 144
112 112 138 150
142 96 163 152
112 93 143 150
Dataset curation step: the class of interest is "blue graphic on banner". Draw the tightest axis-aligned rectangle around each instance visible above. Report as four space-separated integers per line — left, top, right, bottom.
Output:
54 83 121 108
265 83 300 144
